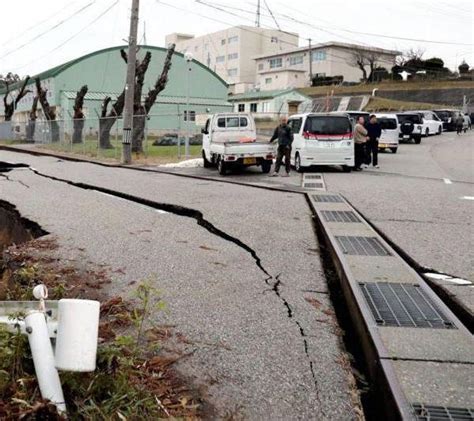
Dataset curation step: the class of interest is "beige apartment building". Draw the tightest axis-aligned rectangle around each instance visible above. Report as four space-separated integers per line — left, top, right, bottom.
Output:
254 42 400 90
165 26 298 93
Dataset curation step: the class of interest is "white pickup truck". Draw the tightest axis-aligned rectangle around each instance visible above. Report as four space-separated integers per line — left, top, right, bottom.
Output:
201 113 276 175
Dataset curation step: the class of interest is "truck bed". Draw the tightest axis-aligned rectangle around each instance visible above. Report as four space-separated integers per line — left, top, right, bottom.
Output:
210 141 275 156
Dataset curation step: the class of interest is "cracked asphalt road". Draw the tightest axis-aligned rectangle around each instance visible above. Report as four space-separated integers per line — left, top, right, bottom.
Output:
0 151 358 420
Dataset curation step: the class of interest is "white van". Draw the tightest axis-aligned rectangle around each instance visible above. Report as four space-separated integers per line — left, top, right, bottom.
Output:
417 111 443 136
375 113 400 154
288 113 354 172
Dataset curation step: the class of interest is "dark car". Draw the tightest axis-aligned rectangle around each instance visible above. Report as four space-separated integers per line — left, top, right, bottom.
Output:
433 109 458 132
396 113 424 144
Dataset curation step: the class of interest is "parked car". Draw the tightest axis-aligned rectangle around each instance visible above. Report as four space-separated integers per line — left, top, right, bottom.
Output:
396 113 424 144
375 113 399 153
288 112 354 172
201 113 275 175
416 110 443 136
433 109 458 131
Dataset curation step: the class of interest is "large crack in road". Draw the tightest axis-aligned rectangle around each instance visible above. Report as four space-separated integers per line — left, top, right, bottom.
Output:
1 161 323 404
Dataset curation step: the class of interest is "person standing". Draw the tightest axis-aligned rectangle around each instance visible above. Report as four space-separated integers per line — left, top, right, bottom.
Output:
353 116 368 171
269 116 294 177
455 113 464 135
365 114 382 168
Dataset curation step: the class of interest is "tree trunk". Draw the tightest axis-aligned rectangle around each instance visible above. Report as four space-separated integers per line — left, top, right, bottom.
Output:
72 85 88 144
35 78 59 142
26 120 35 142
99 117 116 149
3 76 31 121
132 106 146 153
50 120 60 143
72 118 85 143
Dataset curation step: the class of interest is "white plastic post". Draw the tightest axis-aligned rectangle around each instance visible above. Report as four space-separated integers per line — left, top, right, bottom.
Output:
55 299 100 372
25 311 66 413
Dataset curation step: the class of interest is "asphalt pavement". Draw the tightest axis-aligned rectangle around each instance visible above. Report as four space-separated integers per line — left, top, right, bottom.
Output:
0 151 358 420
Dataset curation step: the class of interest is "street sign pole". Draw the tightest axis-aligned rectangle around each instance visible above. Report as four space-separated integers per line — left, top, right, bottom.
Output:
122 0 140 164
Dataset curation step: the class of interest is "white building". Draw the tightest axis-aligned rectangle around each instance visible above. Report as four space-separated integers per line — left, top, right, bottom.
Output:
227 88 312 119
165 26 299 94
254 42 401 90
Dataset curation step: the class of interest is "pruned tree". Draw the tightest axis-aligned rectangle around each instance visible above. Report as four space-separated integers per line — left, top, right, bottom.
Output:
0 73 20 89
26 95 38 142
3 76 31 121
349 50 380 83
72 85 88 143
133 44 175 153
35 77 60 142
98 44 175 152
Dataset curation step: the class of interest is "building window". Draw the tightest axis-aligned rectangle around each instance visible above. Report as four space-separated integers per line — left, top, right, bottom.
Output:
262 102 270 112
258 63 264 70
265 77 272 84
289 55 303 65
184 111 196 122
204 43 209 50
194 45 198 52
271 36 278 43
269 58 282 69
216 55 225 63
312 50 327 61
228 53 238 60
238 104 245 112
228 35 238 43
250 103 257 112
221 39 226 45
228 68 238 76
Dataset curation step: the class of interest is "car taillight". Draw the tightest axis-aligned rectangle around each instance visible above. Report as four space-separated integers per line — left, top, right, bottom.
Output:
303 131 311 140
226 156 236 161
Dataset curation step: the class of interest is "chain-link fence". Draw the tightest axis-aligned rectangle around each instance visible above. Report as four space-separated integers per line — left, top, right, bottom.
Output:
0 112 289 163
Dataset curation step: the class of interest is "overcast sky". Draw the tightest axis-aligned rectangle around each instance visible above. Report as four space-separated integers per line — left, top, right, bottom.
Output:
0 0 472 77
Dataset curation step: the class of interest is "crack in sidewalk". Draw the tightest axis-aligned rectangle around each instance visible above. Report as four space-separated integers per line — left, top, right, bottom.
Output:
8 164 324 402
0 172 30 189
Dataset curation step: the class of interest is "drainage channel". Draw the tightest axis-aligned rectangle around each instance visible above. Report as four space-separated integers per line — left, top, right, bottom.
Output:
307 192 474 421
1 162 324 402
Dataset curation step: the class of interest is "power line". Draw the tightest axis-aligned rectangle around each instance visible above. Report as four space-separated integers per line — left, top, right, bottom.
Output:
0 1 98 61
14 0 119 73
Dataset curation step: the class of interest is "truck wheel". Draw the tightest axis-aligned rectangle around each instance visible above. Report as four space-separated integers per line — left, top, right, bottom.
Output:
414 136 422 144
202 150 212 168
342 165 352 173
261 159 272 174
217 157 227 175
295 153 305 173
390 147 398 154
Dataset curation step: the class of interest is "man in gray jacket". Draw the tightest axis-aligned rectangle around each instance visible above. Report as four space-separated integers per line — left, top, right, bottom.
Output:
269 116 294 177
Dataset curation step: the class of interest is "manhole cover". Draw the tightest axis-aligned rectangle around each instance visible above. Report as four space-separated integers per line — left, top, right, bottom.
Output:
360 283 456 329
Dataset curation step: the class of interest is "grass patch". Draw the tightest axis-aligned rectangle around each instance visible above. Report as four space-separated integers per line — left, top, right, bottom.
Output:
0 240 204 419
299 79 474 97
362 96 447 112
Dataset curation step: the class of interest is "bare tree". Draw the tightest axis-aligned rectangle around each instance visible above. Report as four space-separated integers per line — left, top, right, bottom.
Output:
98 44 175 152
26 96 38 142
3 76 31 121
348 50 380 83
72 85 88 144
396 47 425 67
35 77 60 142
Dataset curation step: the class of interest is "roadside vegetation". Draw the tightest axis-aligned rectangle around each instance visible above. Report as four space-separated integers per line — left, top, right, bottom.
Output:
362 96 447 112
0 239 204 419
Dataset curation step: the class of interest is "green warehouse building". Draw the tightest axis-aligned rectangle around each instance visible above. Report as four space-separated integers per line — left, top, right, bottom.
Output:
0 45 232 137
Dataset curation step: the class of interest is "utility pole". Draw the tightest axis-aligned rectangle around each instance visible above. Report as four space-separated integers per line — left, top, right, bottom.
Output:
121 0 140 164
308 38 313 87
255 0 261 27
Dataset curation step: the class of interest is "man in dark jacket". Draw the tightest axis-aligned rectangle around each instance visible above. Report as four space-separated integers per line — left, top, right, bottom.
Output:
269 116 294 177
365 114 382 168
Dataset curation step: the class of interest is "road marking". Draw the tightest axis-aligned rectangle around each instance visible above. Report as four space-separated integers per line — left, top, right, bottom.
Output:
443 178 452 184
461 196 474 201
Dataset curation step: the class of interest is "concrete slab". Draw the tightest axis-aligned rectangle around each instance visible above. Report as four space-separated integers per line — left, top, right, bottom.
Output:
379 327 474 363
437 284 474 316
345 255 420 284
389 360 474 409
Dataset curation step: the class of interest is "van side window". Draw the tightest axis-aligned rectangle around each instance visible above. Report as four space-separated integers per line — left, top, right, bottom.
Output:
217 118 226 128
239 118 248 127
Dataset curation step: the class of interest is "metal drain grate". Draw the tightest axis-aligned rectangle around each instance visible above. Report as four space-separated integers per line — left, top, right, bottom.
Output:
304 183 324 189
413 403 473 420
312 194 343 203
360 283 456 328
321 210 360 223
336 236 391 256
305 175 322 179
